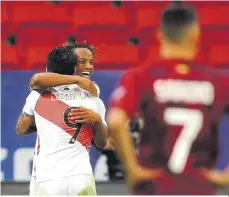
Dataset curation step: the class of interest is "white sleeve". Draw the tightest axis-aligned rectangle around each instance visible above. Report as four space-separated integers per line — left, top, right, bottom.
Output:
96 98 107 126
22 91 40 115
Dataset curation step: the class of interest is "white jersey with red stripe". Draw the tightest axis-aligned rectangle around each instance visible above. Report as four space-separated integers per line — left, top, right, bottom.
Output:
23 84 106 183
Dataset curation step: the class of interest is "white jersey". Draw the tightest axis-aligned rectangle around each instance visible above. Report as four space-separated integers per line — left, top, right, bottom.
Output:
23 84 106 183
31 136 39 177
29 83 100 179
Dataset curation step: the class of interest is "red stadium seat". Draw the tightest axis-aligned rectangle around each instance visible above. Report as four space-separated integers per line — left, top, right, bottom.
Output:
95 45 139 70
1 2 10 24
11 4 71 25
1 2 12 41
134 1 169 9
197 6 229 26
72 6 130 29
75 28 136 45
209 45 229 68
10 3 72 57
202 30 229 45
66 1 105 8
25 45 55 70
186 1 228 8
16 26 72 52
135 7 162 31
1 44 20 70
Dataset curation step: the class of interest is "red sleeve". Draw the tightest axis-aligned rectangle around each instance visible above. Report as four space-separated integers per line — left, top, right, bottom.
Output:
109 70 140 117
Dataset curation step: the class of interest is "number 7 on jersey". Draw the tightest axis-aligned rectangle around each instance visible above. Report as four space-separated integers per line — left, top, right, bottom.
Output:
164 107 203 174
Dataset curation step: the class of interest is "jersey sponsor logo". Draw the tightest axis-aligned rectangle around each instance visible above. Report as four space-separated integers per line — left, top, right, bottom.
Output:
154 79 214 105
175 64 190 75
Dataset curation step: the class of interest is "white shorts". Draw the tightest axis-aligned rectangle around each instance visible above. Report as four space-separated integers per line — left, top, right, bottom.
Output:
29 176 39 196
36 175 96 195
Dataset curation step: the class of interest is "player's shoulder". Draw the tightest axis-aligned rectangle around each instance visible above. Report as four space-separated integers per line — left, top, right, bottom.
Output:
28 90 41 98
212 68 229 79
205 67 229 85
122 67 144 79
25 90 41 106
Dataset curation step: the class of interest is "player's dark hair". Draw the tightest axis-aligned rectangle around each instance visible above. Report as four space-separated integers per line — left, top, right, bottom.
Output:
46 46 77 75
160 1 198 43
66 41 96 56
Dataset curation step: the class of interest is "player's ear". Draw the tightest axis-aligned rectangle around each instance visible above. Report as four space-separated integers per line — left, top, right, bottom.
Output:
156 29 164 43
74 65 77 75
190 23 200 44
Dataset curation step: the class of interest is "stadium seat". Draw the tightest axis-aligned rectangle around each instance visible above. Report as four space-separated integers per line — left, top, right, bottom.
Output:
134 1 169 9
202 30 229 45
186 1 228 7
10 3 72 58
15 26 72 51
66 1 105 8
72 6 130 29
209 45 229 68
2 44 20 70
75 27 136 45
25 45 55 70
138 29 158 47
197 6 229 26
95 45 139 70
1 2 10 25
1 2 12 42
135 7 162 31
11 4 72 25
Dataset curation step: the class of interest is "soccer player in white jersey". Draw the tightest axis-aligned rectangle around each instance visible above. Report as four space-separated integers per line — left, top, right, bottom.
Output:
16 44 108 195
17 42 102 196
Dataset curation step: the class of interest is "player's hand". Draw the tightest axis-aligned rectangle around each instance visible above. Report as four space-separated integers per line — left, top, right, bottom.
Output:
127 165 162 187
104 137 116 150
69 106 101 124
201 168 229 186
77 77 98 97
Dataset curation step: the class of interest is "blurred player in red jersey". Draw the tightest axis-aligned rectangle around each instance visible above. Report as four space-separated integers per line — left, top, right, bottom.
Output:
107 2 229 195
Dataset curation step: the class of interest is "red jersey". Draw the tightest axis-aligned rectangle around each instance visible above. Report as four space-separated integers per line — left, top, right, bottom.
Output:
110 59 229 195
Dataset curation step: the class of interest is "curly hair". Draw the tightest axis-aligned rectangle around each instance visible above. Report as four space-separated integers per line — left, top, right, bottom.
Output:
46 40 96 75
63 40 97 56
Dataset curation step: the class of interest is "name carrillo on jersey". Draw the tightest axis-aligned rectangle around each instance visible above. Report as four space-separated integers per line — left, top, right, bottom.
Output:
153 79 215 105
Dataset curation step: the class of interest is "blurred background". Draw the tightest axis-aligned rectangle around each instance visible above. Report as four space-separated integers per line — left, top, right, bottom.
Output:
1 1 229 195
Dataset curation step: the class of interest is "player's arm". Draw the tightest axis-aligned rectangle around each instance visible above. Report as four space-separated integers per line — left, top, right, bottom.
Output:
104 136 116 150
30 73 98 97
107 108 139 178
69 105 108 148
16 91 39 136
16 113 36 135
202 103 229 185
202 166 229 185
93 117 108 149
107 71 161 186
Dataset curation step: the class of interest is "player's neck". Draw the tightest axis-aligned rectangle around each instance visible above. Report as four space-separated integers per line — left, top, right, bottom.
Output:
160 44 197 61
